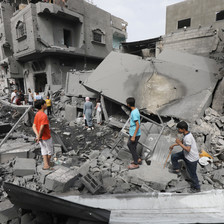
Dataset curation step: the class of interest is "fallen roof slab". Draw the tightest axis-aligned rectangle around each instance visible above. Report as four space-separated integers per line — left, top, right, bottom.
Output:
3 182 110 223
84 50 219 122
62 190 224 224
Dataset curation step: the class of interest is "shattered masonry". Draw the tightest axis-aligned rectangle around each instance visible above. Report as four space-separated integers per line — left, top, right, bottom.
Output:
0 0 224 223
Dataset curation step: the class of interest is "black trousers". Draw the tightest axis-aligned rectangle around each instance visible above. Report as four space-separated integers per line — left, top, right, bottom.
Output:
47 106 52 115
127 135 140 165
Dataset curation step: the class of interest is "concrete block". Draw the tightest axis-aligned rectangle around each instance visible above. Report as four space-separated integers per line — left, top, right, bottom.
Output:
220 116 224 124
45 166 78 192
0 143 32 163
112 163 120 172
78 160 90 176
216 120 223 128
205 107 220 117
65 104 77 122
13 158 36 177
120 183 131 191
76 135 84 142
88 150 100 160
81 173 102 194
117 150 132 161
167 119 175 128
102 176 117 192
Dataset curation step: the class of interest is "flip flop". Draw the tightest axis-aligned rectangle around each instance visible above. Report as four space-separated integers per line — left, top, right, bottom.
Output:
42 167 54 171
128 164 139 170
131 159 142 165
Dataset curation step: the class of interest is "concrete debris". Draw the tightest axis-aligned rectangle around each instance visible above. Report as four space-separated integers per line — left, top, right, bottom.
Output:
13 158 36 177
81 173 102 194
45 167 78 192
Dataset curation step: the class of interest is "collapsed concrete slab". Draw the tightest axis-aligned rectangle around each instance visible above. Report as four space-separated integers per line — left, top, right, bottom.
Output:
62 189 224 224
127 160 177 191
84 50 220 122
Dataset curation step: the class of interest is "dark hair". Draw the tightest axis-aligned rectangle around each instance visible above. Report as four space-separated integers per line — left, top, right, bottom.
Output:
35 99 46 110
126 97 135 107
177 121 188 131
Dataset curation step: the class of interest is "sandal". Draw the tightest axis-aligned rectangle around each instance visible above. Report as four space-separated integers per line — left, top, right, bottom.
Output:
131 159 142 165
42 167 54 171
128 164 139 170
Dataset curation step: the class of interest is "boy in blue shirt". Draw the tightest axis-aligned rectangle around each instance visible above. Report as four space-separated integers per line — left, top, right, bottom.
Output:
126 97 141 170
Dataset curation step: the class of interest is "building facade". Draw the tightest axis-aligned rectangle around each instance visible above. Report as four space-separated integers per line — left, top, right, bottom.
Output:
155 0 224 56
0 0 127 94
166 0 224 34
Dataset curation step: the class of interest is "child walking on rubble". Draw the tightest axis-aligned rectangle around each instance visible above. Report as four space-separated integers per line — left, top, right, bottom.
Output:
169 121 200 193
32 99 53 170
126 97 142 170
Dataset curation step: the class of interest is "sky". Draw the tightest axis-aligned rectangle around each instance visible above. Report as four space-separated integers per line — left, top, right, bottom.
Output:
91 0 184 42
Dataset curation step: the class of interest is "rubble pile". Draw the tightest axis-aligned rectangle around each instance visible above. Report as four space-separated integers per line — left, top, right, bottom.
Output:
165 107 224 193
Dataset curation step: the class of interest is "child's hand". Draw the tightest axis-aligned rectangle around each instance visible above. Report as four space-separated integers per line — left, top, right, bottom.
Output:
131 136 135 142
169 145 174 150
176 138 182 145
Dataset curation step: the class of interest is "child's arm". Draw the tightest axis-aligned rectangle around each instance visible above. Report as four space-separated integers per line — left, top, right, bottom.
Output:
169 143 179 150
176 138 191 152
38 125 45 140
32 124 39 143
131 120 140 142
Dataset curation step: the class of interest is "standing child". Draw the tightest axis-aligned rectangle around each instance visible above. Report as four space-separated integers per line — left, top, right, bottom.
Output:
45 95 52 116
28 88 34 106
83 97 93 131
32 99 53 170
169 121 200 193
95 99 102 125
126 97 141 170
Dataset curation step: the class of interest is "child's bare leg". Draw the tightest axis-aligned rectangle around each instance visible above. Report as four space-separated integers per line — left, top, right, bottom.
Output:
43 155 50 169
47 155 52 166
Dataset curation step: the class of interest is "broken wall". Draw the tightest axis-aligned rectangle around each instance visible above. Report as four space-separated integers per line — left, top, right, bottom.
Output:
157 27 220 56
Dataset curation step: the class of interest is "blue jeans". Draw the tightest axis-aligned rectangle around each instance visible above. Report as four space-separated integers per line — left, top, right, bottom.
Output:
171 151 200 189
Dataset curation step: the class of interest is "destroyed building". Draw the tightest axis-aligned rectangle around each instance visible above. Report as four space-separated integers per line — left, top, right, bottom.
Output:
0 0 127 94
1 0 224 223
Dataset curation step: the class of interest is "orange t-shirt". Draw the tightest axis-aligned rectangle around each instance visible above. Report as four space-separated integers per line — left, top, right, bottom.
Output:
33 111 51 140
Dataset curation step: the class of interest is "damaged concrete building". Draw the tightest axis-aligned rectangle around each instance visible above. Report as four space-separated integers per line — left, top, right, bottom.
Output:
2 0 224 223
0 0 127 94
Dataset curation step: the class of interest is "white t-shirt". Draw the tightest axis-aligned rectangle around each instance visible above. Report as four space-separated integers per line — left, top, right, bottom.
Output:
97 103 101 112
11 92 17 104
28 92 33 102
183 132 199 162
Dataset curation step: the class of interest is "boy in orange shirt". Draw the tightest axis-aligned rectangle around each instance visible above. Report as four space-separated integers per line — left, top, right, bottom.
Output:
32 99 53 170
